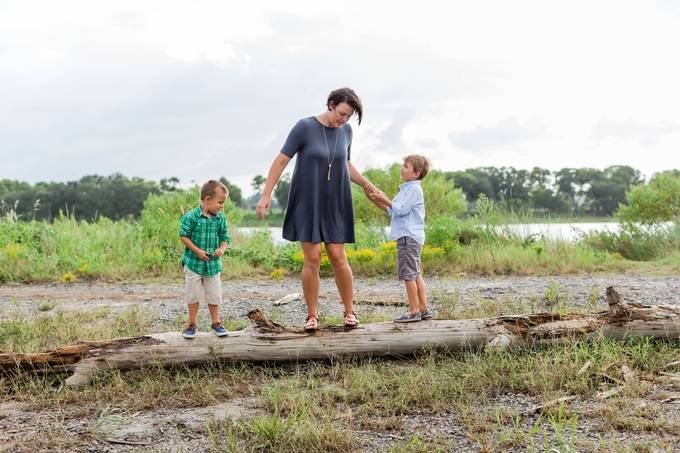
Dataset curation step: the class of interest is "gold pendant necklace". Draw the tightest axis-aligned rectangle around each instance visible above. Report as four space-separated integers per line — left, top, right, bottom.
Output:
322 120 339 181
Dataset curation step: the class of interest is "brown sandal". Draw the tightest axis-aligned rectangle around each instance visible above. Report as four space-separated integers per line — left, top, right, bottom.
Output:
344 310 359 327
304 314 319 330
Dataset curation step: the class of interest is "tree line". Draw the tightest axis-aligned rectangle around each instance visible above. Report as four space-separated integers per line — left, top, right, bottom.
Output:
0 174 244 222
1 165 673 222
445 165 662 216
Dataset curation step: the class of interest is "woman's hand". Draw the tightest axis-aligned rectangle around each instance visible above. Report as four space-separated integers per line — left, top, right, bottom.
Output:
256 195 271 221
363 182 386 199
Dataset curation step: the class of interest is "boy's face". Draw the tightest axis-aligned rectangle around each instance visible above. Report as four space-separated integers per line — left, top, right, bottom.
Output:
400 162 420 182
203 191 228 215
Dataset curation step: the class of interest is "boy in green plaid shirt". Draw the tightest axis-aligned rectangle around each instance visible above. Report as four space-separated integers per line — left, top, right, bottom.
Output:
179 180 231 339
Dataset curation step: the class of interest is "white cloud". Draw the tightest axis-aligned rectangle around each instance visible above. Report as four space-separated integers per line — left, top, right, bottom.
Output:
376 106 417 150
2 0 680 189
448 118 548 153
591 119 680 147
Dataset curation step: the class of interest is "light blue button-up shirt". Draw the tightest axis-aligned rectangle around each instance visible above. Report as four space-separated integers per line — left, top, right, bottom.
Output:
386 180 425 245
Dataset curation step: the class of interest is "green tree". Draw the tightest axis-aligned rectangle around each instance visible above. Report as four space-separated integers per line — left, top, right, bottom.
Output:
530 187 570 212
273 173 291 215
446 166 535 206
354 163 466 225
616 171 680 225
0 174 161 222
587 165 642 216
160 177 180 192
445 169 495 203
140 186 242 253
554 167 601 209
251 175 266 196
529 167 551 189
219 177 244 207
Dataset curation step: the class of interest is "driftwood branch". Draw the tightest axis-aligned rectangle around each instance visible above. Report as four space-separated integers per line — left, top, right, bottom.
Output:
1 286 679 387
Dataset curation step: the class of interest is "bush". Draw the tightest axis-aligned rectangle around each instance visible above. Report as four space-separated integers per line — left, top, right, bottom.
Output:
617 172 680 225
140 187 242 254
352 163 467 225
425 215 485 250
579 223 680 261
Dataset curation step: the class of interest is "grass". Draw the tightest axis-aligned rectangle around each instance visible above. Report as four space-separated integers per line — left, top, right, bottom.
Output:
4 188 680 284
240 208 285 227
3 192 680 450
2 286 680 451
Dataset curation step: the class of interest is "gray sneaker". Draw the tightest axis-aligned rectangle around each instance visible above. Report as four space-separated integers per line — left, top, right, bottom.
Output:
419 309 433 320
394 312 422 323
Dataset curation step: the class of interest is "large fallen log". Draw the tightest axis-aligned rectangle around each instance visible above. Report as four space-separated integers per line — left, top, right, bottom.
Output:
1 286 679 387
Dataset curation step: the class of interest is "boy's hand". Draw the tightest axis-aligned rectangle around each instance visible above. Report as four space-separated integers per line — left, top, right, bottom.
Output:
196 249 211 262
372 192 389 204
212 248 225 258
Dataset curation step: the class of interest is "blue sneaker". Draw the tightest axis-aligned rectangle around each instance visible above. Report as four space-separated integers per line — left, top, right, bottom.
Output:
419 309 433 320
211 322 229 337
394 312 422 323
183 323 197 339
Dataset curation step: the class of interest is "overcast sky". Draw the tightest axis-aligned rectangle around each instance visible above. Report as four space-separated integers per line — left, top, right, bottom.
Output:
2 0 680 196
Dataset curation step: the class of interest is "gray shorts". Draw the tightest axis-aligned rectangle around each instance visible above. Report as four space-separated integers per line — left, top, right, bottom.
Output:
396 236 422 281
184 266 222 305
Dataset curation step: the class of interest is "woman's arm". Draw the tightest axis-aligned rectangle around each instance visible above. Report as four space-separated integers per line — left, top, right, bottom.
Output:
347 160 370 187
256 153 292 220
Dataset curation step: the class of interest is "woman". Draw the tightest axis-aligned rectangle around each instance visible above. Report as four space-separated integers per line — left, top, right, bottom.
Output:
256 87 379 330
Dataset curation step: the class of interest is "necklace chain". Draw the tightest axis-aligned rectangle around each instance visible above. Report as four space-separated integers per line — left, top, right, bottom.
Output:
322 120 339 181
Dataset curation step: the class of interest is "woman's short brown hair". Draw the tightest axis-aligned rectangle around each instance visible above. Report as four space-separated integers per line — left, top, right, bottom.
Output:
327 87 363 126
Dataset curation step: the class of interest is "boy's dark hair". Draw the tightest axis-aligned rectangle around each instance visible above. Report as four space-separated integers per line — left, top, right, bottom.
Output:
404 154 433 180
327 87 363 126
200 180 229 200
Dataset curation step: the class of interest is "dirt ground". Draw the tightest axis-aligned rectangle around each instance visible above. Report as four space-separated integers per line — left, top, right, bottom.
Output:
2 275 680 452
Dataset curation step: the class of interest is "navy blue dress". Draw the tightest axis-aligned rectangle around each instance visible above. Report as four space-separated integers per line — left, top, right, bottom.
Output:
280 116 355 244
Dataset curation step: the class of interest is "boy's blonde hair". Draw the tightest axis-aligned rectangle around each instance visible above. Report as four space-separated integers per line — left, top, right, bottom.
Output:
200 180 229 200
404 154 433 180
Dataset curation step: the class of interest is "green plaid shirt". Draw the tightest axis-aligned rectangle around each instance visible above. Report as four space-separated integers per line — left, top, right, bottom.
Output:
179 206 230 277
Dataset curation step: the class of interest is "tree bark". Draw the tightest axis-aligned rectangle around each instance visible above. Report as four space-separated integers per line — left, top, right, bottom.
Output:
1 286 679 387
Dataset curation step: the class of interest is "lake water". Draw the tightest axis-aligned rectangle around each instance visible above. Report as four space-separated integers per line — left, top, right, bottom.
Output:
237 223 622 245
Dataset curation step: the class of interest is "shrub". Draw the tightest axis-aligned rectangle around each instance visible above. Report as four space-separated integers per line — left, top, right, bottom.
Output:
617 172 680 225
140 187 242 255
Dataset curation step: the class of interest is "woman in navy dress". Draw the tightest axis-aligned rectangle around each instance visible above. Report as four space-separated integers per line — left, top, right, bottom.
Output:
256 87 380 330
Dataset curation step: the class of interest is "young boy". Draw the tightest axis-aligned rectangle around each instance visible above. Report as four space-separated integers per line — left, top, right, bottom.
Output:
179 180 231 338
367 155 433 323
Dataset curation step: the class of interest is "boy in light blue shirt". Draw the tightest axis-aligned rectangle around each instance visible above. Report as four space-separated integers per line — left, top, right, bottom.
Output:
367 154 433 322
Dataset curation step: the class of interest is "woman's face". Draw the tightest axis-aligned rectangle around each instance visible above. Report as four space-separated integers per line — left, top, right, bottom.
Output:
328 102 355 128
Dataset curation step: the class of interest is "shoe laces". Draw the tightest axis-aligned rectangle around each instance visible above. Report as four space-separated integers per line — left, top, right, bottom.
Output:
183 323 197 333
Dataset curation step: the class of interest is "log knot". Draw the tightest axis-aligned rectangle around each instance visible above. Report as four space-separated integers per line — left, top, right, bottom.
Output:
606 286 632 321
247 308 287 332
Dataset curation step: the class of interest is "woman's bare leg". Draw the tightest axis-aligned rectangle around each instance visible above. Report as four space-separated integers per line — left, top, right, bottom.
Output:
325 243 355 313
299 242 322 316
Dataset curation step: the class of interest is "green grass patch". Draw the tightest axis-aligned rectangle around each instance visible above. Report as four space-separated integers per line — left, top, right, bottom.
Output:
3 188 680 283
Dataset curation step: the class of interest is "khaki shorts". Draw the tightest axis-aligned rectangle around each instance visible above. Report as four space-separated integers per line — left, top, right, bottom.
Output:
396 236 422 281
184 266 222 306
